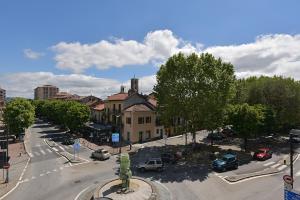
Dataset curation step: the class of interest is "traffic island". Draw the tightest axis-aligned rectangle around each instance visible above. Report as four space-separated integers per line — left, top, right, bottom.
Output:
94 177 157 200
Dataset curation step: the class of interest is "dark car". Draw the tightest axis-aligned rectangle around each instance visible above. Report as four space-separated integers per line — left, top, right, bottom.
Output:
221 126 236 137
212 153 238 172
253 148 272 160
62 138 75 145
207 132 226 141
161 153 179 164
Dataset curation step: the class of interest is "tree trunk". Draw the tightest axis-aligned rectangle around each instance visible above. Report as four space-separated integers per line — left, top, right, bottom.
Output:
185 133 187 145
244 137 248 151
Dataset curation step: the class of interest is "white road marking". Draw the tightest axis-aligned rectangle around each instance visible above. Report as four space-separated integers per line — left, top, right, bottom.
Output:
60 167 64 170
40 150 46 155
35 144 41 147
34 151 40 156
28 153 34 158
263 161 275 166
53 169 57 172
271 163 281 168
277 165 287 171
59 146 65 151
31 176 36 180
295 171 300 177
40 173 45 177
52 147 58 152
46 171 51 174
47 149 52 153
74 185 92 200
23 178 29 182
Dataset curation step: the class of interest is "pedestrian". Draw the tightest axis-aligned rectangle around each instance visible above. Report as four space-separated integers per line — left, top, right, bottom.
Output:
129 141 132 150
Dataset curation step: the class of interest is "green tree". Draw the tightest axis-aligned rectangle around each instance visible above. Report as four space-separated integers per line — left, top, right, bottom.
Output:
154 53 235 143
65 102 90 133
3 98 35 137
226 103 264 151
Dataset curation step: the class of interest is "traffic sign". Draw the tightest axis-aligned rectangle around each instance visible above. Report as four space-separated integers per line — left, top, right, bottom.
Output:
112 133 119 143
283 175 293 184
3 163 10 169
285 189 300 200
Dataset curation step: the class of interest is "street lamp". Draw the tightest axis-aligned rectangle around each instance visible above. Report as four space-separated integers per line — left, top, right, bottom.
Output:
116 115 121 154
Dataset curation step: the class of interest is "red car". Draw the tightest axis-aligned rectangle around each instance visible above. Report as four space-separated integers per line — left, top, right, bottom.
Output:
253 148 273 160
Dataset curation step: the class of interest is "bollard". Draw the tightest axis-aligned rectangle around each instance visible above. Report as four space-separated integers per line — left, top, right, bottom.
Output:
284 160 286 165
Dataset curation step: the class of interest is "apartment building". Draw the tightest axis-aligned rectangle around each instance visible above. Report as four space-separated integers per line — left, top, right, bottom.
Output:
34 85 59 100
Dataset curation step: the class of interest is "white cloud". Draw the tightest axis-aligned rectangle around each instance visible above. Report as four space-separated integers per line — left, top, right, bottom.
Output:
52 30 200 73
205 34 300 79
0 72 156 99
23 49 44 60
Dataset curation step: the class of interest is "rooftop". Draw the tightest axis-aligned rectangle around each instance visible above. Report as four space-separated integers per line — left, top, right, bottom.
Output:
125 103 154 112
107 93 128 101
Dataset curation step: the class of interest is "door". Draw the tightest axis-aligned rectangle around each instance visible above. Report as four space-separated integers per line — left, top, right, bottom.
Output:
139 131 143 143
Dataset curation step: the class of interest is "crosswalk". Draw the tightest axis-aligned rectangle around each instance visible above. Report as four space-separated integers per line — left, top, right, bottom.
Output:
28 145 73 158
263 161 287 171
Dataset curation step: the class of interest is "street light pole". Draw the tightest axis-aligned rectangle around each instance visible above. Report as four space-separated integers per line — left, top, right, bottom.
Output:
5 125 9 183
290 132 293 188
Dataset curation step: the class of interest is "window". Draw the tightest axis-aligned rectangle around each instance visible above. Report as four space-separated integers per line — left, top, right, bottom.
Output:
113 104 116 112
126 117 131 124
146 116 151 123
138 117 144 124
156 160 162 165
118 104 121 112
156 129 159 134
148 161 155 165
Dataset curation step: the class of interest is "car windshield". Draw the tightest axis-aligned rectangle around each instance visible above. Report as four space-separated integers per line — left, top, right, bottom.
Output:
102 150 108 154
257 150 266 154
221 157 229 161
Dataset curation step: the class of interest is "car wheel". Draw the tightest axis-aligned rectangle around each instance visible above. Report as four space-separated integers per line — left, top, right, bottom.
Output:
234 164 238 169
222 167 226 172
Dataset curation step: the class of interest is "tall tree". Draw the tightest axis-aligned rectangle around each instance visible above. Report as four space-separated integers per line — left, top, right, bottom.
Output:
3 98 35 137
154 53 235 143
65 102 90 133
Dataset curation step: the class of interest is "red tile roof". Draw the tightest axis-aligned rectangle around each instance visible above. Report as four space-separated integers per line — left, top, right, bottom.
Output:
125 104 153 112
93 103 105 111
107 93 128 101
147 98 157 107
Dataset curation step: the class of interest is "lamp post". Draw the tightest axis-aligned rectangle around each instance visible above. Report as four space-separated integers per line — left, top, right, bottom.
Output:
116 115 121 154
5 125 9 183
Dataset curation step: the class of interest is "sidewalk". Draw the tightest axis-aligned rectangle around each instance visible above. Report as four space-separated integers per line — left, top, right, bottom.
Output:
79 138 138 155
0 136 29 197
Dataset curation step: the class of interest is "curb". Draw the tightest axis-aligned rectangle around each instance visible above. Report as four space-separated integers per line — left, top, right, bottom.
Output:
44 139 82 164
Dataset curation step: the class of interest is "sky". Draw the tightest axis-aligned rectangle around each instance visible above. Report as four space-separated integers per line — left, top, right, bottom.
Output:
1 0 300 98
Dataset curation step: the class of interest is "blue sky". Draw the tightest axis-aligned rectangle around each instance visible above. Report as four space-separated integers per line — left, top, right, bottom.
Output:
1 0 300 98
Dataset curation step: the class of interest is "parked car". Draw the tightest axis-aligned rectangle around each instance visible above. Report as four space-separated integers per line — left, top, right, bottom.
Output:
91 149 111 160
221 126 236 137
253 148 272 160
212 153 238 172
137 158 164 172
161 153 179 164
207 132 226 141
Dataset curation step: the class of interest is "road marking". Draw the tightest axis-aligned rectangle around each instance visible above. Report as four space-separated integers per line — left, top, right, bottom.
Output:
60 167 64 170
35 144 41 147
23 178 29 182
296 171 300 177
271 163 281 168
29 153 34 158
40 149 46 155
263 161 275 166
74 185 93 200
154 181 173 200
46 171 51 174
53 169 57 172
277 165 287 171
47 149 52 153
52 147 58 152
31 176 36 180
34 151 40 156
59 146 65 151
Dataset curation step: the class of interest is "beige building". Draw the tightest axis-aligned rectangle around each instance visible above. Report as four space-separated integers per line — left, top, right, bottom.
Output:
34 85 59 100
104 91 128 125
123 103 163 143
91 102 105 123
0 87 5 108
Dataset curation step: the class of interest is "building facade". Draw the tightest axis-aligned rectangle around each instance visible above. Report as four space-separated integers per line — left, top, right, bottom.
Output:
34 85 59 100
0 87 5 108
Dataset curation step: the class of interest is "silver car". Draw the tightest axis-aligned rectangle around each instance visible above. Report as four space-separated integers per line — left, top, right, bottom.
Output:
91 149 110 160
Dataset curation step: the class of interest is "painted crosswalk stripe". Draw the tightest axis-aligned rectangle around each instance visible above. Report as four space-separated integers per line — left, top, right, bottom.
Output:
40 150 46 155
47 149 52 153
52 147 58 152
29 153 34 158
59 146 65 151
34 152 40 156
263 161 275 167
277 165 287 171
271 163 281 168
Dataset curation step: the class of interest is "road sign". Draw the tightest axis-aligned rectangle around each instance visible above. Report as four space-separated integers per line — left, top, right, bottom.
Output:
283 175 294 184
112 133 119 143
285 189 300 200
73 143 80 152
3 163 10 169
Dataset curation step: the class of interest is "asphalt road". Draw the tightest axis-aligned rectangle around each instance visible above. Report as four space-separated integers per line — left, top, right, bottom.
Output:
3 121 118 200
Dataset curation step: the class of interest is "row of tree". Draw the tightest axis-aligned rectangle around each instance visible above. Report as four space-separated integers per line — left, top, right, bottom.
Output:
3 98 35 137
154 53 300 150
33 100 90 133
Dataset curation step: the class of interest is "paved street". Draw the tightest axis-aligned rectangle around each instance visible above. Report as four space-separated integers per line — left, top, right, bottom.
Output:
2 121 118 200
2 121 300 200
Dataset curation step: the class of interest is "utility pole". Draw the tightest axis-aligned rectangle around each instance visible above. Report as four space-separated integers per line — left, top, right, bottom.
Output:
290 132 294 189
5 125 9 183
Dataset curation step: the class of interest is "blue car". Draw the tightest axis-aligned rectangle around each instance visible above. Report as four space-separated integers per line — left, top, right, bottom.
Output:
212 153 238 172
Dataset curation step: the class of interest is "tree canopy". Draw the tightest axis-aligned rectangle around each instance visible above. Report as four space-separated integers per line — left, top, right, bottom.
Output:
154 53 235 141
3 98 35 136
